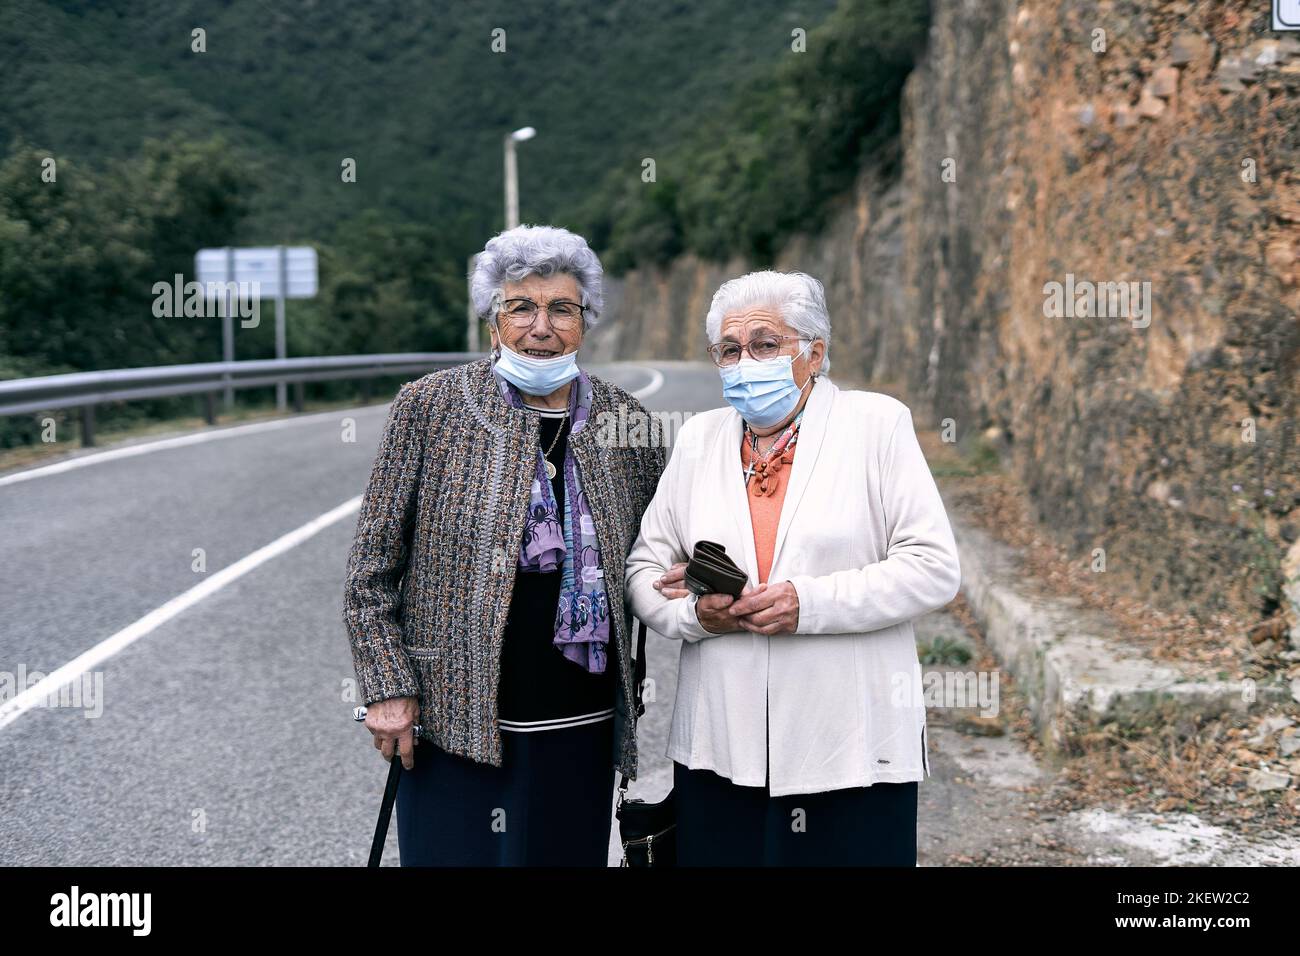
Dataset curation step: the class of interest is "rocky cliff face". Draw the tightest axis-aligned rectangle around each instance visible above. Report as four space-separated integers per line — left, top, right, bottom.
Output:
586 158 912 386
590 0 1299 630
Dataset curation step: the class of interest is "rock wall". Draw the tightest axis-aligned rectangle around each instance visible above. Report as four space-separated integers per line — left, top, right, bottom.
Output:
591 0 1300 629
585 159 911 386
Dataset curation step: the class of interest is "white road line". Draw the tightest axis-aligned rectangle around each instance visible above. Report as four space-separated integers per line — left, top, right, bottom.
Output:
0 495 363 732
628 365 664 400
0 406 389 488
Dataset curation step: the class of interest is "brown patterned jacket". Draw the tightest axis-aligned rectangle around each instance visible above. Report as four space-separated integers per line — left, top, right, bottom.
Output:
342 358 666 777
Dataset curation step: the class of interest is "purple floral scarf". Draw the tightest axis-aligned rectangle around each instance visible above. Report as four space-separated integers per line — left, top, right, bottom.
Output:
493 365 610 674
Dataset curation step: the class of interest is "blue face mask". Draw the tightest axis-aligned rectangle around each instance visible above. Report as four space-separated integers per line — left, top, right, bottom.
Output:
718 340 815 428
492 340 581 395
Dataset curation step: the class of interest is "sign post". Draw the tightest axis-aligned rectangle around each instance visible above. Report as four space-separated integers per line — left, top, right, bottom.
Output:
276 246 288 410
223 247 235 407
196 246 318 411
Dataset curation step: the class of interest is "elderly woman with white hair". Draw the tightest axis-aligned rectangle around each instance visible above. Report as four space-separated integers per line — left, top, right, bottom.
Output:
626 269 961 866
343 224 665 865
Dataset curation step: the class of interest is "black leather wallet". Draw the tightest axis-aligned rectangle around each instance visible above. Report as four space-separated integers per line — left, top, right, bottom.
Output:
684 540 747 598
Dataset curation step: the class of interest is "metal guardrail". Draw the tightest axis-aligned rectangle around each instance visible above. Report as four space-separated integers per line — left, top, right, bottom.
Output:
0 353 482 447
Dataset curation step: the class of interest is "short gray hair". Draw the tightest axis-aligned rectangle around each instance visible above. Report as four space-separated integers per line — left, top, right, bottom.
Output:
705 270 832 372
470 224 604 331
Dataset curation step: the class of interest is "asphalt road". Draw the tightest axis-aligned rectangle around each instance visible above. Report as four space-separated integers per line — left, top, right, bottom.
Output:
0 361 720 865
1 359 1221 867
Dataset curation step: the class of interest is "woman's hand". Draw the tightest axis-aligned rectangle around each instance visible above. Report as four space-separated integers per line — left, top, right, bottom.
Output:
728 581 801 635
696 592 739 633
366 696 420 770
652 561 690 599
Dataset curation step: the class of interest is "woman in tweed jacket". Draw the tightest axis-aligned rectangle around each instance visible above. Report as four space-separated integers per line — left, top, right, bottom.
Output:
343 225 664 866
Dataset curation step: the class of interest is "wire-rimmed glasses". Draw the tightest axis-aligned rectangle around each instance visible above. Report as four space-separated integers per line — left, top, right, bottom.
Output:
706 334 807 367
498 297 587 331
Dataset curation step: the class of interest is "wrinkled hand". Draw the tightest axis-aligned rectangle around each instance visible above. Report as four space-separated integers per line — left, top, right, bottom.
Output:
727 581 800 635
366 695 420 770
653 561 690 600
695 587 751 634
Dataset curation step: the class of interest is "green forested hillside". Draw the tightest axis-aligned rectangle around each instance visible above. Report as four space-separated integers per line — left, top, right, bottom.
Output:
579 0 928 267
0 0 925 429
1 0 837 242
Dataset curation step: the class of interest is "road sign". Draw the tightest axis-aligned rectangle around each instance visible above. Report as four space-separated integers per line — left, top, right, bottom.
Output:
195 246 318 298
194 246 318 411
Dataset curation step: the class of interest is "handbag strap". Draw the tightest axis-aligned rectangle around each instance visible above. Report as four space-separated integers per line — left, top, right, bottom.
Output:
633 618 648 720
617 618 648 795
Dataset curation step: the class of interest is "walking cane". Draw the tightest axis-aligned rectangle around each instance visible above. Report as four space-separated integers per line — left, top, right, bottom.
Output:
353 705 422 867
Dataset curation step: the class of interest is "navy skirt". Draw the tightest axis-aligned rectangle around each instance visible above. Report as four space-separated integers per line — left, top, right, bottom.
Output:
673 761 918 866
396 718 615 866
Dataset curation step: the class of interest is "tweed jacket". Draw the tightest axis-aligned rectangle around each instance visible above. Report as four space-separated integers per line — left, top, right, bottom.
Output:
342 358 665 778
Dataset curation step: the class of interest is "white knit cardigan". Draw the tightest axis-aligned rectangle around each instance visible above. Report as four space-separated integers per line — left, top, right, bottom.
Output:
625 375 961 796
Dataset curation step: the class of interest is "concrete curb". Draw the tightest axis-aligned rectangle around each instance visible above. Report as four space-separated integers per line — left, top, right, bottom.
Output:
950 515 1289 752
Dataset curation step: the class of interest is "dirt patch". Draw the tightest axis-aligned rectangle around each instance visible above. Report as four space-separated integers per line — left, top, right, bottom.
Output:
939 588 1300 855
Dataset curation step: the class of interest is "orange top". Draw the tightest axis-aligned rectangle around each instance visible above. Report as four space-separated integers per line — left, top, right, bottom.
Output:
740 432 798 584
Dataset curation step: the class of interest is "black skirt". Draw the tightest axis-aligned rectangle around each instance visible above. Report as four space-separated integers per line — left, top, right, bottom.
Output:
396 718 615 866
672 761 918 866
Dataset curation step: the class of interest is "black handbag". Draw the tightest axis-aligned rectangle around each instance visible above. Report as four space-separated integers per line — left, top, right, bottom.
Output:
614 619 677 866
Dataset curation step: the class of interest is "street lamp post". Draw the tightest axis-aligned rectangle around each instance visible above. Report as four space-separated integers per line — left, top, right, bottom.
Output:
471 126 536 353
503 126 535 229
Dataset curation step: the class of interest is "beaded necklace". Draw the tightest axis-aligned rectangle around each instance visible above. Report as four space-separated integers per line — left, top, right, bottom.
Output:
741 409 804 497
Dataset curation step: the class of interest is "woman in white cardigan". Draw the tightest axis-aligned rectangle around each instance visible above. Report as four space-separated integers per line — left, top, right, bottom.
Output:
625 270 961 866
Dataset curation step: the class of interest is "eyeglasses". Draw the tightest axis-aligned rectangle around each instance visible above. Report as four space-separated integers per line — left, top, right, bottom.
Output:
706 334 809 367
498 297 587 331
